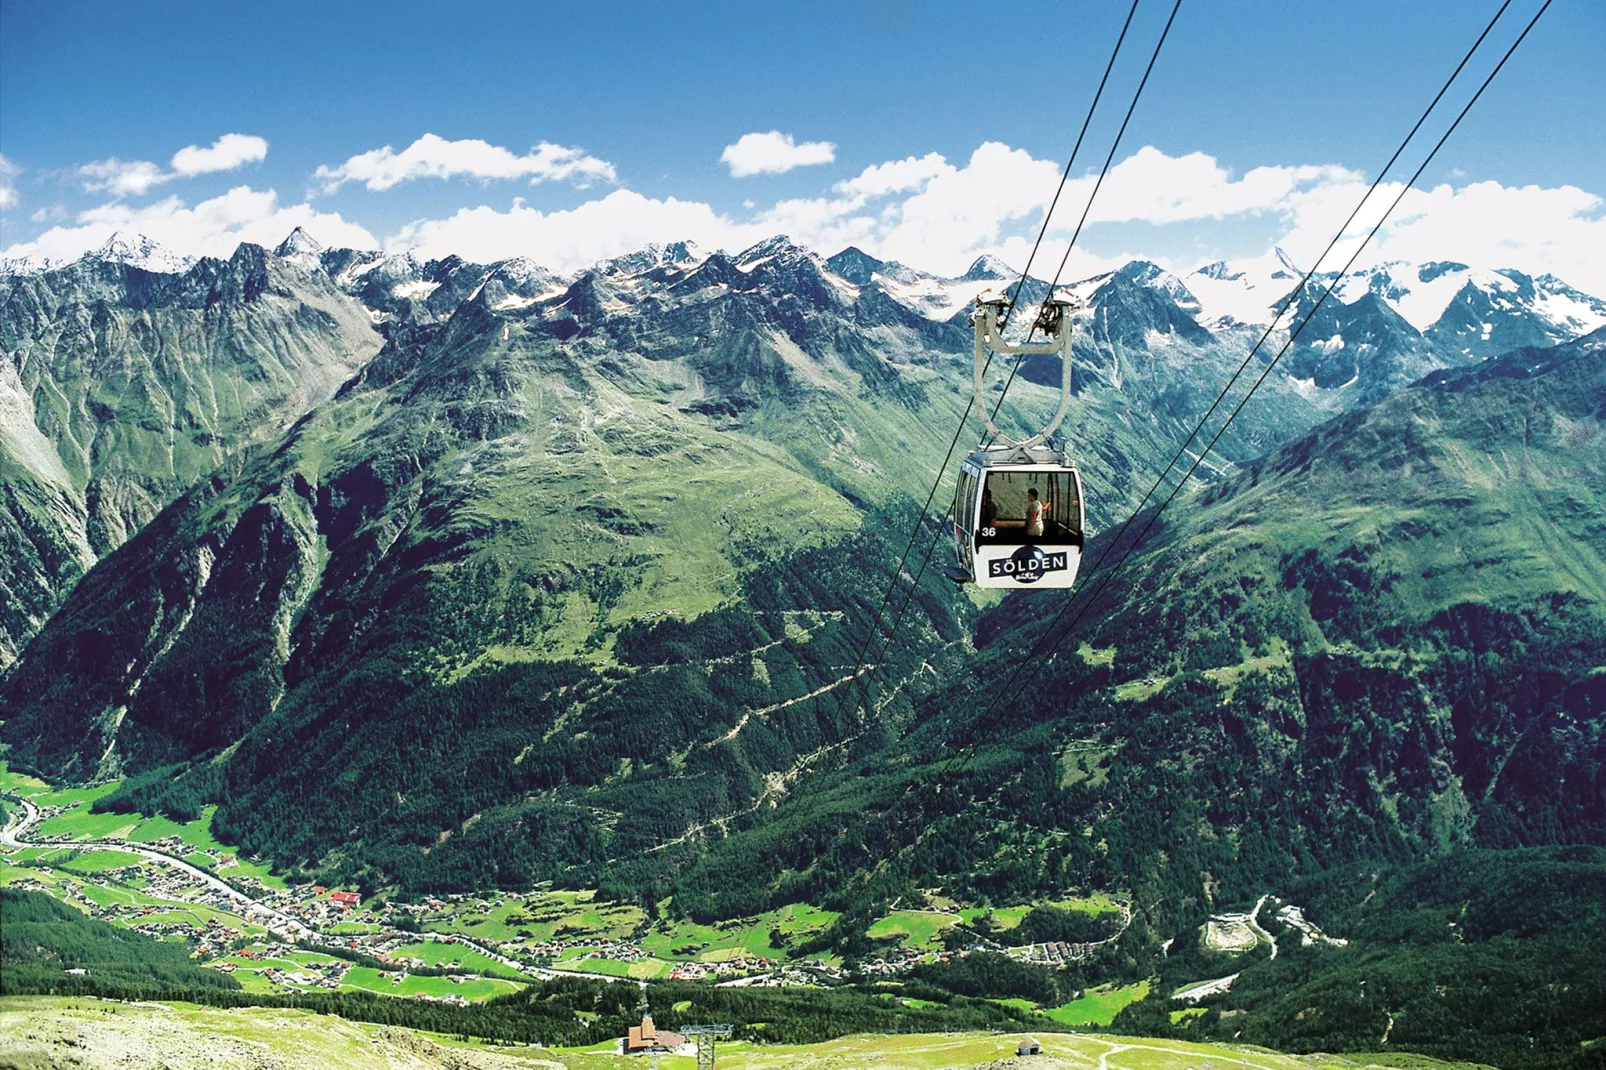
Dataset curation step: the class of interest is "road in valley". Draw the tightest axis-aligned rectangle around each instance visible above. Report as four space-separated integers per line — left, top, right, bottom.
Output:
4 791 643 986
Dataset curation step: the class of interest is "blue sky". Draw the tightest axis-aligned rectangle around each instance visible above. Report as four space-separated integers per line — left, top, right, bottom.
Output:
2 0 1602 288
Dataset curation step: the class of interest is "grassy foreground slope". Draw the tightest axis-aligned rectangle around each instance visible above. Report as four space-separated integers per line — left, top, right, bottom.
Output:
0 997 1500 1070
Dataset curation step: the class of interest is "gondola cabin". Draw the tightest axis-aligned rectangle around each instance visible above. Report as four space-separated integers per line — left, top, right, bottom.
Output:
952 447 1085 589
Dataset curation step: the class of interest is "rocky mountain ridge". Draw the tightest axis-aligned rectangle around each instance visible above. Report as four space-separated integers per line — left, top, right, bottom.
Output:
0 239 382 665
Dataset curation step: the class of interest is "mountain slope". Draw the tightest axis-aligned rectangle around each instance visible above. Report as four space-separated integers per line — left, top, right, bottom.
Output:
0 241 382 664
5 237 1603 905
663 329 1606 930
0 236 1347 896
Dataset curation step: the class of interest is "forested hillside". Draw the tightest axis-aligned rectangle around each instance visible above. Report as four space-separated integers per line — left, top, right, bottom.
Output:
1114 848 1606 1070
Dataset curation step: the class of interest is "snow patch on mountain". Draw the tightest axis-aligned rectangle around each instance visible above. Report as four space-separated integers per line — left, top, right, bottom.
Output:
392 279 440 300
0 253 70 276
273 227 325 272
88 233 195 274
1184 248 1305 329
962 254 1015 282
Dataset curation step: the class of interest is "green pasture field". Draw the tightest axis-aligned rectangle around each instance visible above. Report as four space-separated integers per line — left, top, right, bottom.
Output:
555 954 636 978
424 887 643 943
216 955 311 972
866 909 960 949
36 848 150 873
639 901 839 961
1044 979 1152 1026
390 940 520 975
2 764 288 892
627 959 674 979
338 966 521 1001
124 808 226 852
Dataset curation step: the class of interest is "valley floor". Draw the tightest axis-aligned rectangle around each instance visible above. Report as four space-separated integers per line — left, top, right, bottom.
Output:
0 997 1500 1070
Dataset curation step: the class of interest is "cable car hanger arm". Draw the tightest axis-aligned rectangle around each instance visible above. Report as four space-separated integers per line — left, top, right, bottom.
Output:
972 290 1081 453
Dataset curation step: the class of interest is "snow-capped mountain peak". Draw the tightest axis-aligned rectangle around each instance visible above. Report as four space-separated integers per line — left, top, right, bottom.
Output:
88 232 194 274
961 254 1015 282
598 241 703 278
275 227 322 255
273 227 325 271
1194 260 1244 282
735 234 811 271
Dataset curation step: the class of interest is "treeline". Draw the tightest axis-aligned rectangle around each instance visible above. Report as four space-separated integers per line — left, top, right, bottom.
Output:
644 979 1047 1045
908 951 1077 1006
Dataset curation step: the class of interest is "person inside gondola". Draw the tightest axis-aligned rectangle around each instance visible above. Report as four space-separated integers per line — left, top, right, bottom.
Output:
980 488 998 532
1026 487 1048 539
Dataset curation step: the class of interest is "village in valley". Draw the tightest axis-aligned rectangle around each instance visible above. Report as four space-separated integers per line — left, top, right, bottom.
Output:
2 764 1147 1029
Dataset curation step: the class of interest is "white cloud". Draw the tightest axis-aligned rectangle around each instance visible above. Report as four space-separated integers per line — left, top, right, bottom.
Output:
373 144 1606 292
390 188 754 272
76 133 269 198
1075 146 1360 226
170 133 269 176
12 140 1603 298
79 158 168 197
835 152 949 198
871 142 1061 271
1 185 377 265
720 131 837 177
313 134 616 194
0 154 19 209
1278 176 1606 295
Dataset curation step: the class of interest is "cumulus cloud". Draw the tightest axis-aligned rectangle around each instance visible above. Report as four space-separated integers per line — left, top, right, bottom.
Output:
1 185 376 264
390 188 754 272
721 131 837 177
170 133 269 176
375 144 1606 292
1274 175 1606 295
313 134 616 194
834 152 949 197
11 140 1603 296
76 134 269 198
1076 147 1360 226
79 158 168 197
0 154 20 209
